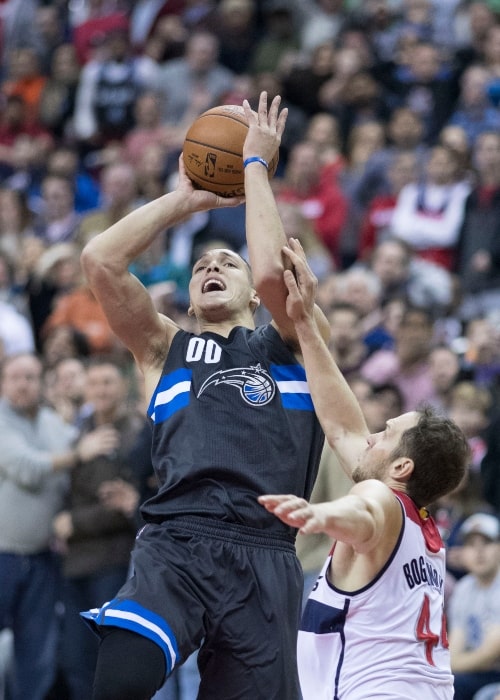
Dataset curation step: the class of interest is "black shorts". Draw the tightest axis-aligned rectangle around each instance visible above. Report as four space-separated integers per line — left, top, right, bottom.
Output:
82 516 303 699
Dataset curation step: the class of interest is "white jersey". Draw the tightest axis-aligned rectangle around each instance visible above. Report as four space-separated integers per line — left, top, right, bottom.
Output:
298 492 453 700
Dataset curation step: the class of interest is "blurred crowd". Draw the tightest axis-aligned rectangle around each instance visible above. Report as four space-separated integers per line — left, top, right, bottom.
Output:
1 0 500 699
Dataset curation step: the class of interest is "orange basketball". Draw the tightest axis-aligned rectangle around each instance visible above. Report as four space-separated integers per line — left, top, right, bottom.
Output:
182 105 279 198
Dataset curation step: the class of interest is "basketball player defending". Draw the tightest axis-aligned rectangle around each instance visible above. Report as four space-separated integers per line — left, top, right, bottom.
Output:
80 93 329 700
260 239 470 700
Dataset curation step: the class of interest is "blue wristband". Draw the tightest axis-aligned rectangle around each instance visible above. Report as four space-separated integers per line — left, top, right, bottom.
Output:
243 156 269 169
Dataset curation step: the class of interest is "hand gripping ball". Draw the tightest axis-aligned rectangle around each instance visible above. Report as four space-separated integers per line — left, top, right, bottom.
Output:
182 105 279 198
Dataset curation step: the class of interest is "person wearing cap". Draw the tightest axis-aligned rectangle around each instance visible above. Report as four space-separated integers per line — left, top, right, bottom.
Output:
448 513 500 700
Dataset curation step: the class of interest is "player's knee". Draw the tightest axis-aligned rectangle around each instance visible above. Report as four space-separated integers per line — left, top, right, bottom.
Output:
92 628 166 700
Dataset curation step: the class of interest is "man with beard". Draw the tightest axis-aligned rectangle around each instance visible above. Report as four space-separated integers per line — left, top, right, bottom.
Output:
259 238 470 700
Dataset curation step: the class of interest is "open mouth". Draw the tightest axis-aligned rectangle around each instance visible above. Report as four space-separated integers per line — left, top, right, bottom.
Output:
202 278 226 293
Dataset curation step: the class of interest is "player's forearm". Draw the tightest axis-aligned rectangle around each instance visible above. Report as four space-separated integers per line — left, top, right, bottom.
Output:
451 647 500 672
294 317 368 444
451 634 500 672
244 163 288 290
310 494 381 549
81 190 195 274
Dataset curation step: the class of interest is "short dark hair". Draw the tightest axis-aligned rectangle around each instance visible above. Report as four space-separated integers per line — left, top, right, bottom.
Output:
389 406 470 507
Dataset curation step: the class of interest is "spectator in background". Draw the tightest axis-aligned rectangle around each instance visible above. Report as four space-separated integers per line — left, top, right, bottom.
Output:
38 43 81 142
448 63 500 145
367 237 454 314
448 381 492 506
0 298 35 358
40 326 91 373
45 357 90 428
133 142 169 203
41 279 123 357
360 303 438 411
128 0 185 55
358 151 418 259
453 1 497 74
361 296 407 357
249 1 300 75
481 23 500 84
481 406 500 517
333 68 391 149
38 146 101 215
281 41 336 118
460 315 500 391
77 162 140 248
32 174 81 246
71 1 130 66
0 353 81 700
298 0 346 56
303 111 345 184
52 356 145 700
326 302 369 378
214 0 259 75
0 187 35 268
448 513 500 700
455 131 500 321
24 242 81 352
159 30 235 128
333 264 383 337
0 250 25 314
428 343 463 413
438 123 475 187
391 144 471 270
73 25 161 151
0 0 46 67
0 95 53 183
382 40 460 144
276 139 348 267
355 106 427 215
34 3 70 76
250 70 308 167
1 47 47 123
337 119 387 268
122 90 172 167
276 200 334 282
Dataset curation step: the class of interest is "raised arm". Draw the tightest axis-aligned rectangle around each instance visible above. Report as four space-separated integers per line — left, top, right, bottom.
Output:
282 238 369 474
242 92 329 348
80 157 243 371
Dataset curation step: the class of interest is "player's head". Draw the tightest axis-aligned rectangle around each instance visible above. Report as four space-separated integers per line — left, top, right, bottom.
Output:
188 248 259 320
354 407 470 507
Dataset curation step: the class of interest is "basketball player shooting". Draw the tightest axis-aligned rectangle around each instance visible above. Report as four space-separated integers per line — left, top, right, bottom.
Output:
79 92 329 700
259 238 470 700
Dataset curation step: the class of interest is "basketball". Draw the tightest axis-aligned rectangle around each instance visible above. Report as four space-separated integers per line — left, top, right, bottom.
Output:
182 105 279 198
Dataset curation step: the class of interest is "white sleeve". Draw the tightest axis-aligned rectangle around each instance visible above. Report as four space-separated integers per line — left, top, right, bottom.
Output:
391 184 469 249
73 61 100 140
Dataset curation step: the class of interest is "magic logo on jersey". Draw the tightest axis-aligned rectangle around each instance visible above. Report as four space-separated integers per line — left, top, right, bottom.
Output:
148 358 315 423
197 364 276 406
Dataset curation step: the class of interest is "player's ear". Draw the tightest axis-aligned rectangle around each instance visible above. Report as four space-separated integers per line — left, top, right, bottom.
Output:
188 304 195 317
250 290 260 314
390 457 414 482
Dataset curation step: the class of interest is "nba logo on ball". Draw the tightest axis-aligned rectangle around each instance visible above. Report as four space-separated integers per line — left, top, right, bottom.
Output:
204 153 217 179
183 105 279 198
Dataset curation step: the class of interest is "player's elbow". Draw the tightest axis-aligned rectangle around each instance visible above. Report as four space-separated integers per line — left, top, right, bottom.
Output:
253 262 284 292
80 240 101 281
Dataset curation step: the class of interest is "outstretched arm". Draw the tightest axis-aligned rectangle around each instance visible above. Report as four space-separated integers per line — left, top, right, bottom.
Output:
81 157 243 370
259 479 395 554
243 92 329 348
282 238 368 473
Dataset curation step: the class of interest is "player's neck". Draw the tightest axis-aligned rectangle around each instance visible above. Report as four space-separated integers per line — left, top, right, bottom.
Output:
198 315 255 337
